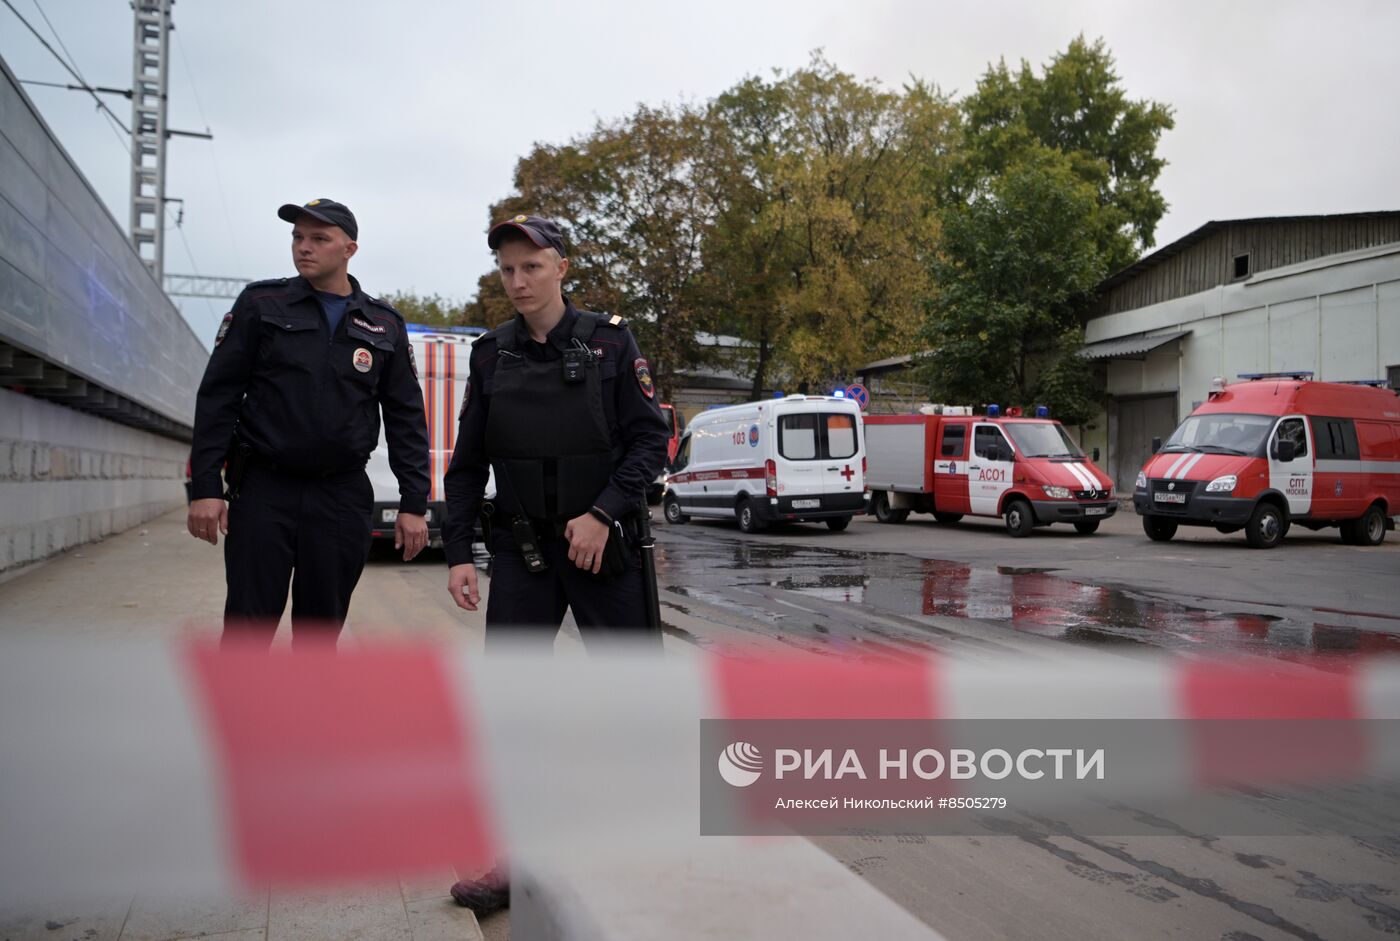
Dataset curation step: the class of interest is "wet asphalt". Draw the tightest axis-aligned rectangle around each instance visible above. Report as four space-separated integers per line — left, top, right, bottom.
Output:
650 508 1400 940
651 506 1400 662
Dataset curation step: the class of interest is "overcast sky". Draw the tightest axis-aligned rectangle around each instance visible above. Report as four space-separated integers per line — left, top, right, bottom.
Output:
3 1 1397 346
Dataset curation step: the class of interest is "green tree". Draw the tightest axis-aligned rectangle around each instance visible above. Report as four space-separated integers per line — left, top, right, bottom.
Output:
951 35 1175 271
474 104 721 401
702 55 957 394
922 37 1173 419
382 291 484 328
922 148 1108 411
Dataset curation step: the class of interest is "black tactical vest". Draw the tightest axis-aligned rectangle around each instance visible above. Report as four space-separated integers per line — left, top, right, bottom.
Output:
484 313 615 521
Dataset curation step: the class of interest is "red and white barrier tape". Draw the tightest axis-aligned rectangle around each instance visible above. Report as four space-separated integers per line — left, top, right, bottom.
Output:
1 636 1396 903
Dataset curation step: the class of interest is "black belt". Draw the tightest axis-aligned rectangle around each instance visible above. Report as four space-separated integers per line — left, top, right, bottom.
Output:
247 450 365 479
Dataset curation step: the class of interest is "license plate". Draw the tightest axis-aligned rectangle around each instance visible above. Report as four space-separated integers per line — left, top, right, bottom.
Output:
791 499 821 509
1085 506 1108 516
383 509 433 522
1153 492 1187 504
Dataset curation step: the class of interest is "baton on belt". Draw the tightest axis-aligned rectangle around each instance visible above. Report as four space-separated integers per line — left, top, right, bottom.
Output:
634 506 663 632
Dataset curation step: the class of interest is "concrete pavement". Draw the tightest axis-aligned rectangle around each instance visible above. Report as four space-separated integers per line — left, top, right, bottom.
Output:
0 509 507 940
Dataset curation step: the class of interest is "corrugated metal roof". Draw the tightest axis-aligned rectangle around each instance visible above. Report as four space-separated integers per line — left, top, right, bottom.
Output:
1078 330 1189 361
1094 211 1400 294
858 350 934 374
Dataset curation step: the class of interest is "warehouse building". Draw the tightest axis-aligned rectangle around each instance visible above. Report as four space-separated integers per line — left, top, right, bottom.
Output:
1080 212 1400 492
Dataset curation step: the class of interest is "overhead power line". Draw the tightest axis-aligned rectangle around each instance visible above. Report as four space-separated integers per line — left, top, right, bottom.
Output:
1 0 132 136
18 78 132 98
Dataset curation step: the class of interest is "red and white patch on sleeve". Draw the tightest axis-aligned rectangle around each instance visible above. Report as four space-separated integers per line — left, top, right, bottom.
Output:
634 358 655 399
215 312 233 347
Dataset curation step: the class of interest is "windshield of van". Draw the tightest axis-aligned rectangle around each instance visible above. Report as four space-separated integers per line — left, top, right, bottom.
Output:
1163 413 1273 455
1004 422 1084 459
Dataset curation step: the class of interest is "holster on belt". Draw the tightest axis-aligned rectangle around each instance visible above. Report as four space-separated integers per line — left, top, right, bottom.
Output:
224 440 253 500
479 501 496 553
590 517 637 581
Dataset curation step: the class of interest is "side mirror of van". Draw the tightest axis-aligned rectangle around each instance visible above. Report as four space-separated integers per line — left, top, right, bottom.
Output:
1151 437 1162 454
1092 447 1101 462
1276 439 1296 463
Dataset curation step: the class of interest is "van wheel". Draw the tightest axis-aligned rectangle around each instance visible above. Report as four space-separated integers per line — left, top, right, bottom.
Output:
736 499 766 534
1245 502 1285 549
1352 504 1387 547
933 512 963 525
1004 499 1034 538
1143 516 1177 542
873 493 909 524
1073 520 1100 535
1339 519 1358 544
826 516 851 532
663 494 688 525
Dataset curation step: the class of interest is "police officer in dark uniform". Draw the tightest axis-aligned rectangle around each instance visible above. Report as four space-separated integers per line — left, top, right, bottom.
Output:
440 214 668 914
188 199 431 646
442 215 669 648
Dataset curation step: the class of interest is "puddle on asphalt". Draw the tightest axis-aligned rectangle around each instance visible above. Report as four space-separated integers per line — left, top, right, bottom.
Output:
662 539 1400 659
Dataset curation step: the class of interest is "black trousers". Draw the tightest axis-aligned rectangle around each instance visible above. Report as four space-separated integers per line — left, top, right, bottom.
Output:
222 465 373 647
484 524 661 653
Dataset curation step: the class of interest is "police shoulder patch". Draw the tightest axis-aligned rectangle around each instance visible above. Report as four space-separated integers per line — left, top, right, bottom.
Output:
214 312 233 347
407 342 418 379
366 295 403 318
458 378 471 417
634 357 655 399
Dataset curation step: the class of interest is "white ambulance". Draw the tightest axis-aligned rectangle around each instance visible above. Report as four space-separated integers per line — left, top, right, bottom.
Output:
366 324 494 549
662 395 866 533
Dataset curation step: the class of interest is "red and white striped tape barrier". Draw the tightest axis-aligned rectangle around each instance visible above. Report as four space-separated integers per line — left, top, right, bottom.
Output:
1 636 1396 904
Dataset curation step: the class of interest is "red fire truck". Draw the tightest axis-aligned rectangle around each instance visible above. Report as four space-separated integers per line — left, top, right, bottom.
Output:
648 403 683 504
865 406 1116 536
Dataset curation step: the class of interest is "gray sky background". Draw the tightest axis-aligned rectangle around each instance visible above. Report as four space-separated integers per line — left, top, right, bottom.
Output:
2 1 1397 346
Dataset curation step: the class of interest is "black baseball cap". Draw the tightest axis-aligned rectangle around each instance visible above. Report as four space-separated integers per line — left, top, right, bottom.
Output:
487 214 567 256
277 198 358 240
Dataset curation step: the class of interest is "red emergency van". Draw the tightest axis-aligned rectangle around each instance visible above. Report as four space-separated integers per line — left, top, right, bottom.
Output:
865 406 1116 536
1133 373 1400 548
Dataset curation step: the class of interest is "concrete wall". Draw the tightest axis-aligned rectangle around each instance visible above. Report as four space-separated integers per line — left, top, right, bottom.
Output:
0 56 204 571
0 388 185 574
0 57 205 426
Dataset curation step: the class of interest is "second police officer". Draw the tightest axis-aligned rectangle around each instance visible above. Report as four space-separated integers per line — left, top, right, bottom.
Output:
442 215 670 649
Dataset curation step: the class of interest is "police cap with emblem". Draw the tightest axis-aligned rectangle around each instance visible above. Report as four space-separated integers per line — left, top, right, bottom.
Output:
277 198 358 240
487 214 567 257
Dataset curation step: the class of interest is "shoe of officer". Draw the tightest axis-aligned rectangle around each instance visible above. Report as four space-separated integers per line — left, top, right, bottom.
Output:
450 867 509 914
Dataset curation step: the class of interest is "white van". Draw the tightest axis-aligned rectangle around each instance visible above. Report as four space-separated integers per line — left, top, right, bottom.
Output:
662 395 866 533
367 325 494 549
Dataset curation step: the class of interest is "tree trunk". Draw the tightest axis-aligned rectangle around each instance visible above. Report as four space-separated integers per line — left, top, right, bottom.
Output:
751 332 771 399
